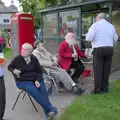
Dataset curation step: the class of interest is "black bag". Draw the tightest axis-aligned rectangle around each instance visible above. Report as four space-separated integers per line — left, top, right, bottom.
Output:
84 41 92 48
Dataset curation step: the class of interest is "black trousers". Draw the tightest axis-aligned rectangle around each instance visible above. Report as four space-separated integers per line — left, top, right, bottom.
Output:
93 47 113 92
0 76 6 119
69 59 85 79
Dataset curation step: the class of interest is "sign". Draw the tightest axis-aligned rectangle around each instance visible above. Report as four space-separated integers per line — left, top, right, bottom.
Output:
0 14 12 24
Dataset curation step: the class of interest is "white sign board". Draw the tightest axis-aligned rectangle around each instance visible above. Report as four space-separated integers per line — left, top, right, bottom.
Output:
0 14 12 24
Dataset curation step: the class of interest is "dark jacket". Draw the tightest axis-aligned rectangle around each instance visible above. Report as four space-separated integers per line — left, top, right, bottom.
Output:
8 55 43 82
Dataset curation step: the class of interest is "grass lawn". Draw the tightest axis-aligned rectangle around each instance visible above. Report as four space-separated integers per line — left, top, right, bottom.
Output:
3 48 12 59
59 80 120 120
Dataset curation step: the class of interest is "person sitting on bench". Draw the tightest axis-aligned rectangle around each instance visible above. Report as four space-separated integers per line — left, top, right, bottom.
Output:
58 32 87 83
8 43 58 120
32 41 84 94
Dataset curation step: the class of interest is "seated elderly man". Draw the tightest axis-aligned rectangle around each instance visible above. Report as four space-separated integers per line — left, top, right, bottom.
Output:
58 32 86 83
32 41 84 94
8 43 57 120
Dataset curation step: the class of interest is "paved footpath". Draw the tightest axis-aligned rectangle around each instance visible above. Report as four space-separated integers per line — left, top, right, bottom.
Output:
3 64 75 120
3 62 120 120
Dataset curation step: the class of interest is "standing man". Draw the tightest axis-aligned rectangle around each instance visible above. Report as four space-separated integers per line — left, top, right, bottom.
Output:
86 13 118 94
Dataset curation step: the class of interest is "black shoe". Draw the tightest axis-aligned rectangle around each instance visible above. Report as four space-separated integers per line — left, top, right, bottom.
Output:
48 111 56 120
101 90 108 94
80 88 86 93
72 85 79 93
59 82 64 88
101 88 108 93
72 85 85 94
72 77 79 83
91 90 101 94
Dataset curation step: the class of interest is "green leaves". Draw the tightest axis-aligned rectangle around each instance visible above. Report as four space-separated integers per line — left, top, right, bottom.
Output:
19 0 45 29
19 0 66 29
1 31 8 44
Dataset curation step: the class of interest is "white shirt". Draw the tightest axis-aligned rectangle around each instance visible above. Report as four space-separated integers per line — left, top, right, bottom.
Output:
86 19 118 48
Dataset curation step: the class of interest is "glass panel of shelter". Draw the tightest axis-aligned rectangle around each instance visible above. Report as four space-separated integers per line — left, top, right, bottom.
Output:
42 9 81 54
81 14 93 51
42 13 58 54
59 10 80 44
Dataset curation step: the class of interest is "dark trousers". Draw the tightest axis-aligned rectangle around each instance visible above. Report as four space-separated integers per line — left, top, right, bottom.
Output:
16 79 57 117
0 76 6 120
69 59 85 79
93 47 113 92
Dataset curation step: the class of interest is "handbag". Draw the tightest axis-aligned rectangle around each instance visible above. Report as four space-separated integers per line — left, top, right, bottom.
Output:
81 69 91 77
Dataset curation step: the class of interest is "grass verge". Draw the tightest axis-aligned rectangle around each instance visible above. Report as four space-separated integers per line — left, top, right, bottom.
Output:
59 80 120 120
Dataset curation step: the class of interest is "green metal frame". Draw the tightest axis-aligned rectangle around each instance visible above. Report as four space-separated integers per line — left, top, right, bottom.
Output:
40 0 120 45
57 11 60 45
108 2 112 23
79 7 82 48
40 0 109 13
40 13 43 41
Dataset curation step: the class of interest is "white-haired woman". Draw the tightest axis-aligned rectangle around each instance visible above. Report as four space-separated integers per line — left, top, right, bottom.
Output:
8 43 58 120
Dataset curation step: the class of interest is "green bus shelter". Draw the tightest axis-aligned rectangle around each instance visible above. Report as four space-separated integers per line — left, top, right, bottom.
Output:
40 0 120 72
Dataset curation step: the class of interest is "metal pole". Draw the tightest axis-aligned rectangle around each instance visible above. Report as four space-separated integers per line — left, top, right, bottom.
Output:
108 2 112 23
40 13 43 42
45 0 47 8
79 7 82 49
57 11 60 46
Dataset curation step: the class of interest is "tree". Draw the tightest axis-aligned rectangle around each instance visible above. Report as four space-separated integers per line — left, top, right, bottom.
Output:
46 0 66 7
19 0 66 30
19 0 45 29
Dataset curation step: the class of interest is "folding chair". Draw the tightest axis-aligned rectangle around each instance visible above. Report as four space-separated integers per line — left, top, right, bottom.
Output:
12 90 38 112
11 74 38 112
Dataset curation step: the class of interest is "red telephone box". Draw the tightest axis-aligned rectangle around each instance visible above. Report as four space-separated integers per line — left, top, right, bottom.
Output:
11 13 34 57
